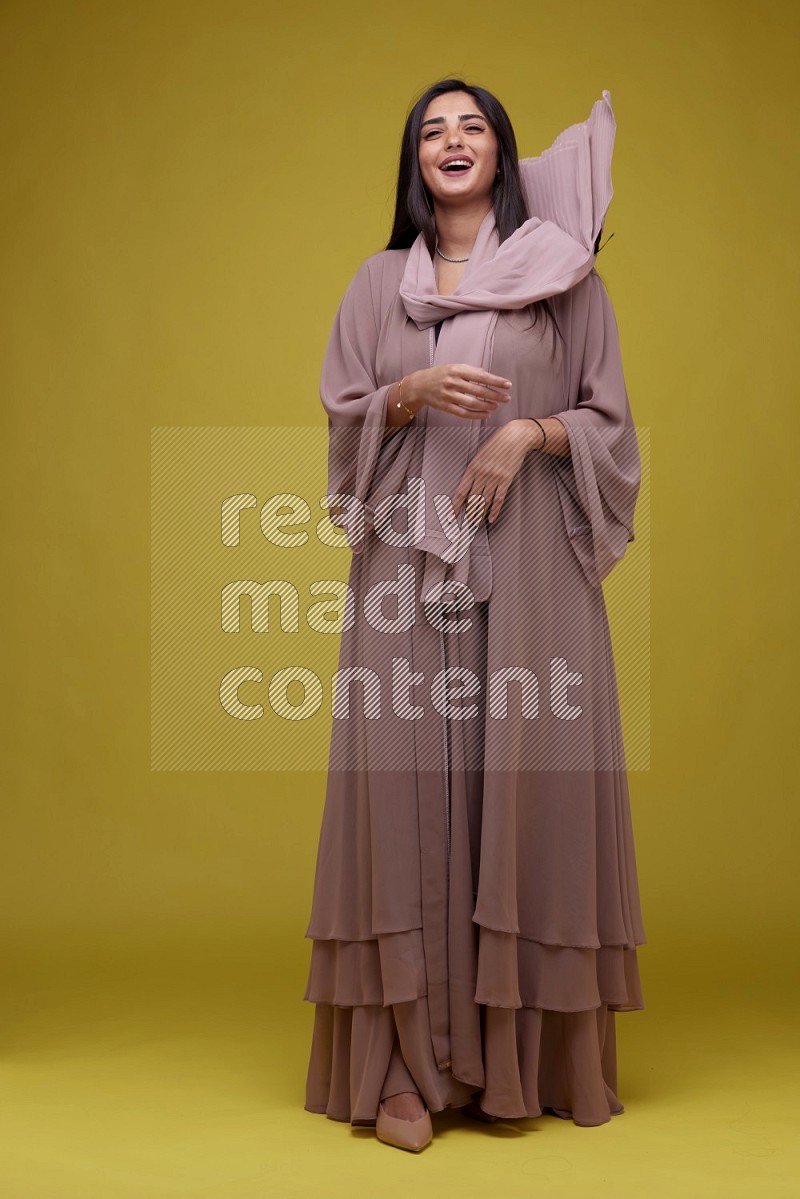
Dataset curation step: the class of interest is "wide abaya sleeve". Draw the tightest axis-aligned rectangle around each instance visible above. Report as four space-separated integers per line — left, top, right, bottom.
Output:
319 255 413 555
550 268 640 587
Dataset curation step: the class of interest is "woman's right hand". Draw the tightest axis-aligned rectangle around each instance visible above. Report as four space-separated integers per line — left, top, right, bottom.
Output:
404 364 512 420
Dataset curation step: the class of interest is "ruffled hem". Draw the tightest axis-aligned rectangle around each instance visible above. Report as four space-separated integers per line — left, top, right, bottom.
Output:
304 999 475 1125
303 927 644 1013
303 927 643 1127
304 996 628 1128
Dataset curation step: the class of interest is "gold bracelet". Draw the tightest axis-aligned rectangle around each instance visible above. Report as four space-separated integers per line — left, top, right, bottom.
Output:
395 376 416 421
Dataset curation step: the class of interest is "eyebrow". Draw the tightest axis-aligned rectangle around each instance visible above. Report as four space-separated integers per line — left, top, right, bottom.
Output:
420 112 486 129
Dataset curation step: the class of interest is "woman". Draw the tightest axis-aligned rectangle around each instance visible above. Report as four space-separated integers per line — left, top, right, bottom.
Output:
302 78 647 1152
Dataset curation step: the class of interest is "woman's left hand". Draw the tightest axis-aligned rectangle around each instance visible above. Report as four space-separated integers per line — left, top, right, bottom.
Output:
452 419 540 525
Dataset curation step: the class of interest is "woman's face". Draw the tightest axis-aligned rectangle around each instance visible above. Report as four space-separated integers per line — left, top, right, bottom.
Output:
417 91 498 211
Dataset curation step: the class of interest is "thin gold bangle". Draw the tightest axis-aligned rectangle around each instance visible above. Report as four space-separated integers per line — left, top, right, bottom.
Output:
395 376 416 421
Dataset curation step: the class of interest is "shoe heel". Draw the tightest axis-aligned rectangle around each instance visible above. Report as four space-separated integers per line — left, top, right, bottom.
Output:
461 1097 498 1123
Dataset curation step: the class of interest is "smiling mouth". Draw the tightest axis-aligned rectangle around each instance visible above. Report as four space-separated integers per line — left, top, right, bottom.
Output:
439 161 474 175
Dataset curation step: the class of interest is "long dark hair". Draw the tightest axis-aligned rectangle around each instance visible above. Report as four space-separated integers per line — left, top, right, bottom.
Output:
385 77 570 356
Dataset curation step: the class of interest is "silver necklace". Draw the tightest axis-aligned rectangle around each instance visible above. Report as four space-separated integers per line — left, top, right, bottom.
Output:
435 241 470 263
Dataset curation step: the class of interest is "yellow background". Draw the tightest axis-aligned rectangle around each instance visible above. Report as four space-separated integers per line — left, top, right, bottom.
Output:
1 0 797 1195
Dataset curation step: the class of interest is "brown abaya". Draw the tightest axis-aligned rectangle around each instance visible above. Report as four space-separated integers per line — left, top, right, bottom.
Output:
301 250 646 1129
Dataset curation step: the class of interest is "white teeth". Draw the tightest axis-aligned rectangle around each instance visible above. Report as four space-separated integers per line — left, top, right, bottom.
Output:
441 159 472 170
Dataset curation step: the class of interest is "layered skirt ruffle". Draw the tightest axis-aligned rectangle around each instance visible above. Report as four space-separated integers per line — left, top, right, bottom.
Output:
303 923 643 1127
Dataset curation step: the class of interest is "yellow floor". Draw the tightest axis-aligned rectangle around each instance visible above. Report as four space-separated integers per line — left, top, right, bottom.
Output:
0 940 796 1199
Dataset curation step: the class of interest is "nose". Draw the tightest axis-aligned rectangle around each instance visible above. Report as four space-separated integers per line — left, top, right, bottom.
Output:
445 126 464 150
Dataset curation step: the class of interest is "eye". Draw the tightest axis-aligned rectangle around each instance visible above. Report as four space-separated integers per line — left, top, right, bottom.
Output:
423 124 486 140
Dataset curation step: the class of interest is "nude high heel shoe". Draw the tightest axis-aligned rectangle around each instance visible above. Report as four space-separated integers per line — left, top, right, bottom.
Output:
375 1099 433 1152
